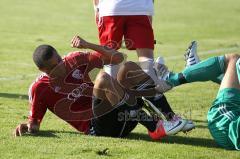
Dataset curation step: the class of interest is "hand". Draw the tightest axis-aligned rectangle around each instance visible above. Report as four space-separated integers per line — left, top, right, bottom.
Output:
71 36 89 49
14 123 28 137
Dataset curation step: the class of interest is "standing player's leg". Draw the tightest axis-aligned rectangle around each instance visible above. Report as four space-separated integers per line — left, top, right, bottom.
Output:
207 54 240 150
125 15 176 120
136 48 158 83
97 16 125 78
125 16 157 84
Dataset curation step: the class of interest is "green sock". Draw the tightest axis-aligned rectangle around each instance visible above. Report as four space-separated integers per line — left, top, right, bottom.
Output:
167 56 225 86
211 74 224 84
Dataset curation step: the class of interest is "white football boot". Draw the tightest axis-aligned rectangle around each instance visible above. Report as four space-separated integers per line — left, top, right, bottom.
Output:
182 120 195 133
154 57 172 93
148 118 187 140
172 115 195 133
185 41 200 67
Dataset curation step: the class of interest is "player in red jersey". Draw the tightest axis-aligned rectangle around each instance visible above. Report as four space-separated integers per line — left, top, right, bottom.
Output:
14 36 186 138
14 36 124 135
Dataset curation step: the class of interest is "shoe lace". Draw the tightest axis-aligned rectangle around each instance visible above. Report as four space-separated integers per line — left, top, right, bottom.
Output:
155 64 169 80
184 49 190 62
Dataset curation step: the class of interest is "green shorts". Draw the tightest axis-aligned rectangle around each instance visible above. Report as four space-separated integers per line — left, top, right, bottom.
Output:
208 88 240 150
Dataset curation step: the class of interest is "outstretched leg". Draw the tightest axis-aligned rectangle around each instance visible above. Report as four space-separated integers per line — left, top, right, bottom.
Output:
166 55 226 87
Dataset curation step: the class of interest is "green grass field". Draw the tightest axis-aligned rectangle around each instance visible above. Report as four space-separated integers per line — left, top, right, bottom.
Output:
0 0 240 158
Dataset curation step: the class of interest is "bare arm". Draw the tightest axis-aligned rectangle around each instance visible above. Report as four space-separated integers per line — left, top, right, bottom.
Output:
71 36 125 65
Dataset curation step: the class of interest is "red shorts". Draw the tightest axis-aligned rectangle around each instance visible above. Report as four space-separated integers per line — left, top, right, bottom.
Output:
97 15 154 50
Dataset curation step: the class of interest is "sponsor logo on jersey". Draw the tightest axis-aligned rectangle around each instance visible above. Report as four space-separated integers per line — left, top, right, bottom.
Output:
72 69 84 80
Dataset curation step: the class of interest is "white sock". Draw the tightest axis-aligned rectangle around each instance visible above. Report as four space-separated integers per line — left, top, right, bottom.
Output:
139 58 159 85
139 58 164 98
104 64 121 79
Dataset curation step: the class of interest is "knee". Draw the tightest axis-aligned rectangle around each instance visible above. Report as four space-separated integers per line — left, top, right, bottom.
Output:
117 61 138 85
121 61 137 71
117 61 135 78
95 72 111 88
225 54 240 65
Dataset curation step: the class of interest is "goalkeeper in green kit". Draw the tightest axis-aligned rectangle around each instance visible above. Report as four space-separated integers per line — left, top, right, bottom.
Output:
156 42 240 150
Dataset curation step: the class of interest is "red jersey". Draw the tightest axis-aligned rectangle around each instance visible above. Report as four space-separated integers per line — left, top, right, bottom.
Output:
28 51 104 134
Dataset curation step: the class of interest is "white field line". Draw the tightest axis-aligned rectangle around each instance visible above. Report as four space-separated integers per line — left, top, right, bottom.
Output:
0 47 240 81
0 74 37 81
0 62 33 67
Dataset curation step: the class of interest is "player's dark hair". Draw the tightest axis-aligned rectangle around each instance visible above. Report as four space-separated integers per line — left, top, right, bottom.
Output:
33 45 56 68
